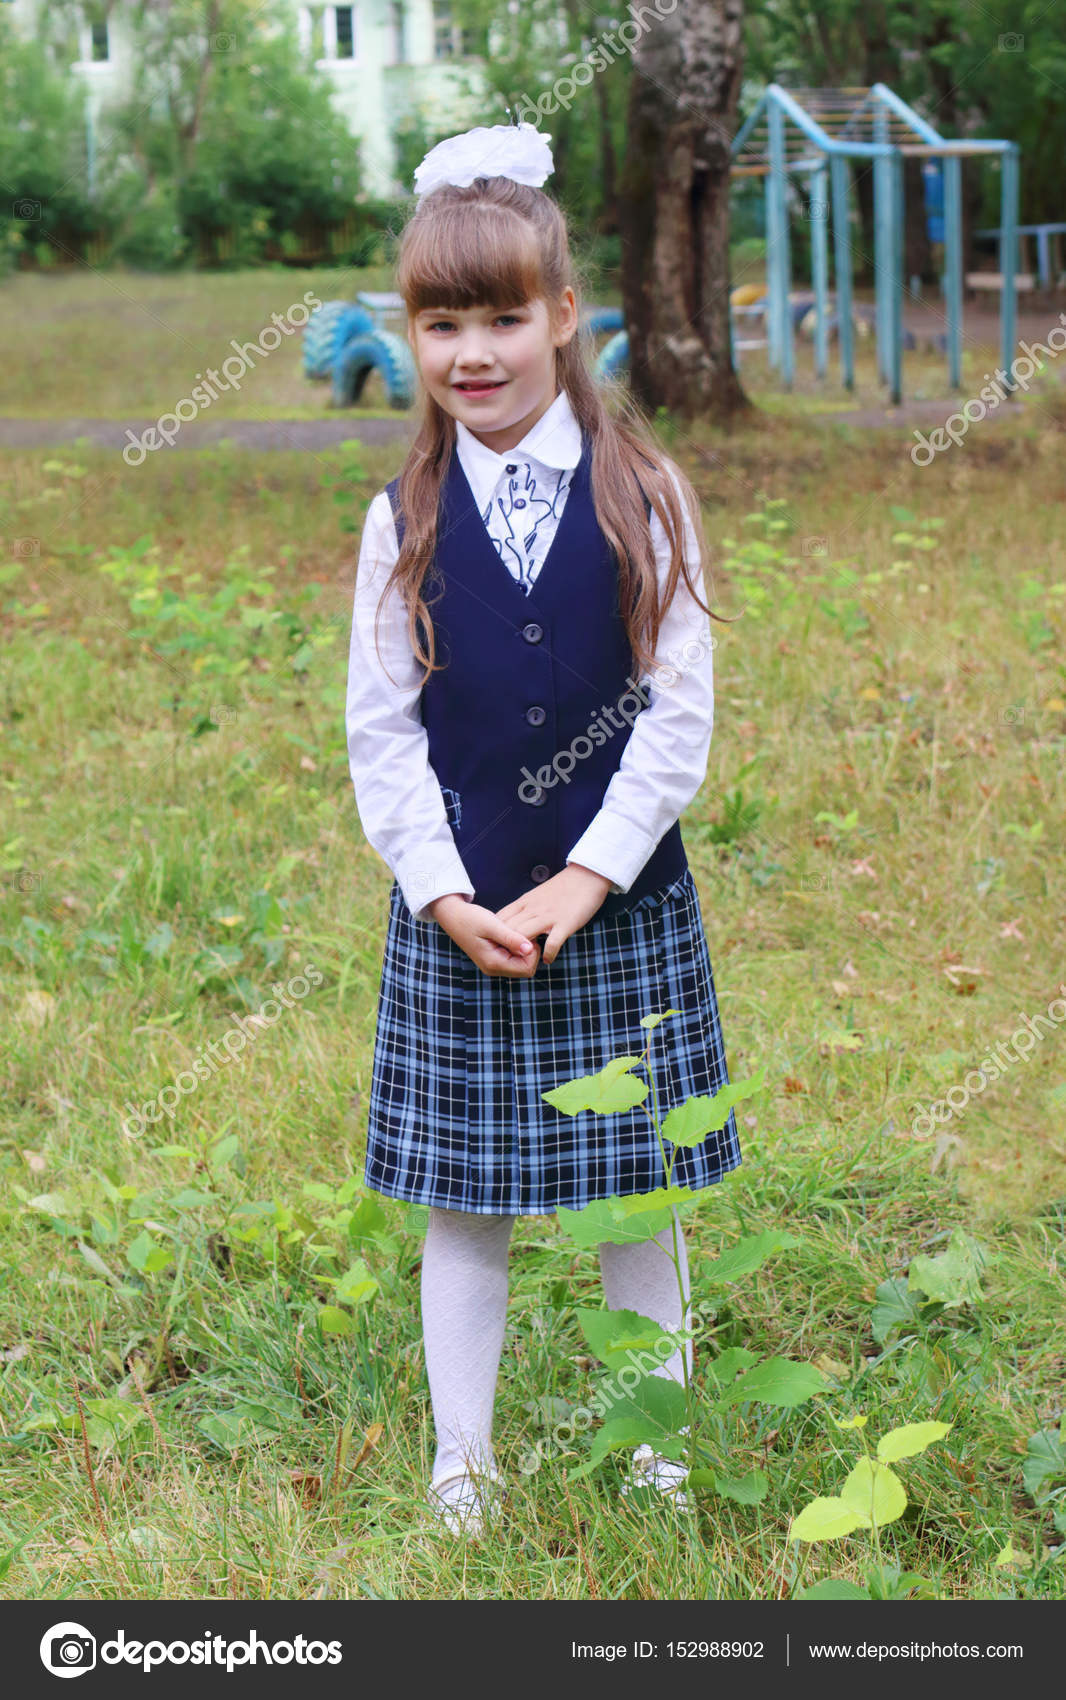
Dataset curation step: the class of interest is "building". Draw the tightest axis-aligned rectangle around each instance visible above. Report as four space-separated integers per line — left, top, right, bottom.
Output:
4 1 500 196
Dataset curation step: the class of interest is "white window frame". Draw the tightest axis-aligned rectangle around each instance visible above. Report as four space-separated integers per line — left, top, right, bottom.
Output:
73 15 111 70
299 4 359 67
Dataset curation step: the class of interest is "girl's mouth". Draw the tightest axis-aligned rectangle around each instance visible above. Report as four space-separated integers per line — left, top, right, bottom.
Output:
454 380 507 394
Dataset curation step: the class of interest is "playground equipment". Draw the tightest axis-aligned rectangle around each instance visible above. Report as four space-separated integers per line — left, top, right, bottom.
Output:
730 84 1021 402
303 292 417 408
306 297 634 405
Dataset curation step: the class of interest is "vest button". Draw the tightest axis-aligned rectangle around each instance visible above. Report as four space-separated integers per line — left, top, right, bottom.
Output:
513 498 526 508
505 463 518 474
530 863 551 883
526 788 547 806
525 705 546 726
521 622 543 644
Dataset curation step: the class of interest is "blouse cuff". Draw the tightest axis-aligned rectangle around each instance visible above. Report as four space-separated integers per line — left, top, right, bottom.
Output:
565 816 660 896
395 846 476 923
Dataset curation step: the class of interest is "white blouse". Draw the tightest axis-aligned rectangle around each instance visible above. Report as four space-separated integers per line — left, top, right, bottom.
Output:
345 387 716 922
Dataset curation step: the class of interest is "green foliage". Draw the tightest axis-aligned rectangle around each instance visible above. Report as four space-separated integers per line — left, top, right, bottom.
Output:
0 14 95 273
789 1415 953 1599
545 1015 829 1502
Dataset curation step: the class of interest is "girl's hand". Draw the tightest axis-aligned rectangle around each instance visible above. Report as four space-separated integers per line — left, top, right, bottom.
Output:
495 865 612 965
429 894 542 978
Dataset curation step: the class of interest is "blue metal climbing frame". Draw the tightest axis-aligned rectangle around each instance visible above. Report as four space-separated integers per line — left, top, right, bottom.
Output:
731 84 1021 404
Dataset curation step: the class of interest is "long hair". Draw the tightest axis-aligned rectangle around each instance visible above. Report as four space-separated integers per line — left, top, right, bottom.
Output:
371 173 729 685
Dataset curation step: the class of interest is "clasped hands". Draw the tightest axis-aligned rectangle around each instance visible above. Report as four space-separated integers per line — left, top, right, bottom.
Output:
428 864 611 977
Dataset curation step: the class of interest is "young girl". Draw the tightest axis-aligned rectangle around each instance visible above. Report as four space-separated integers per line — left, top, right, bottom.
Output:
345 121 741 1535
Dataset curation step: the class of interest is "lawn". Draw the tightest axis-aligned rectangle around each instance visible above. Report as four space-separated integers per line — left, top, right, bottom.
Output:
1 267 1064 1601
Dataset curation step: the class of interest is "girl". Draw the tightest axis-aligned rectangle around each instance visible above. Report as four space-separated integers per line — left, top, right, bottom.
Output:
345 121 741 1536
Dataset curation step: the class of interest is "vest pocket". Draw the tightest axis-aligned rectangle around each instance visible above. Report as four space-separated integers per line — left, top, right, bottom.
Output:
440 786 462 831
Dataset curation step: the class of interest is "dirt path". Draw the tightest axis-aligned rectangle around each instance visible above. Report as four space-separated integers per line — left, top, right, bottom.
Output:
0 391 1048 449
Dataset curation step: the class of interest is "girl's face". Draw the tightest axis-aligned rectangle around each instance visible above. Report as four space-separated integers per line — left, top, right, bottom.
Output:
408 290 577 454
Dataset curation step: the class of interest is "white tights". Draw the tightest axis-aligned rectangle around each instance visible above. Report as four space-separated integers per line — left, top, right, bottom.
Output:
421 1205 693 1489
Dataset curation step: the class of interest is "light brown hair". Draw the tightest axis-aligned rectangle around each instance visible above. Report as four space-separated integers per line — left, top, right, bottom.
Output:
373 173 727 684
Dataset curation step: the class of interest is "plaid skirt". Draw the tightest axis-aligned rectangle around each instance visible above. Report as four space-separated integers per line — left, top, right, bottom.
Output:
363 866 742 1216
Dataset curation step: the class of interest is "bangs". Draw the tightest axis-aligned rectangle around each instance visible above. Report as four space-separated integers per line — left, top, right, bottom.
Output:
398 199 548 314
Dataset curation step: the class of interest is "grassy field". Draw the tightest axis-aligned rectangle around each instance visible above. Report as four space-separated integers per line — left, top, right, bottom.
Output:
1 269 1065 1601
4 262 1064 421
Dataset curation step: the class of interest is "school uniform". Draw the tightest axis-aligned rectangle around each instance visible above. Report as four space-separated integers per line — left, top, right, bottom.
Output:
345 387 741 1216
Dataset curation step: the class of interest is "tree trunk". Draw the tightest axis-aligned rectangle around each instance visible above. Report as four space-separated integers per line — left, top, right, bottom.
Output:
619 0 748 422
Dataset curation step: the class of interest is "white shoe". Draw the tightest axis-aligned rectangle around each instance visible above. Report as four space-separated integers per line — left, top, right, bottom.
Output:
427 1465 505 1537
621 1444 692 1509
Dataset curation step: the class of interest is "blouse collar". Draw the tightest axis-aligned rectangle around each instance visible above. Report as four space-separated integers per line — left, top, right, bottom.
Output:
454 386 583 515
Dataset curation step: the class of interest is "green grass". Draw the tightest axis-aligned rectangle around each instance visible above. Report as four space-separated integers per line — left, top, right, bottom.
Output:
1 273 1065 1600
6 265 1065 423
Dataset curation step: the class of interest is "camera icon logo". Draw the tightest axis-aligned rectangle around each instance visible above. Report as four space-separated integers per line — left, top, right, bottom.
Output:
40 1622 97 1679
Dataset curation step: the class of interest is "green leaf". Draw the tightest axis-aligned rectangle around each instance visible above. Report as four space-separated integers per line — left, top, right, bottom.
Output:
640 1009 680 1029
713 1469 769 1505
831 1413 868 1430
876 1421 953 1463
705 1230 800 1285
907 1229 988 1306
347 1194 391 1246
198 1409 277 1453
840 1458 907 1528
576 1307 685 1372
789 1497 866 1542
568 1416 685 1481
597 1371 688 1440
542 1056 648 1116
796 1578 870 1599
706 1347 757 1388
318 1305 355 1336
716 1357 828 1410
127 1230 171 1274
83 1398 147 1449
210 1134 241 1170
661 1068 767 1145
870 1276 920 1345
1022 1426 1066 1499
335 1261 379 1308
556 1187 702 1247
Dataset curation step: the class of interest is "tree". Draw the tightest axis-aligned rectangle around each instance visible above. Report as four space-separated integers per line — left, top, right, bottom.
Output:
618 0 749 422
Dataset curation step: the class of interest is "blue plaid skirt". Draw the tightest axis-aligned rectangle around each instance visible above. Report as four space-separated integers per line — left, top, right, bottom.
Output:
363 866 742 1216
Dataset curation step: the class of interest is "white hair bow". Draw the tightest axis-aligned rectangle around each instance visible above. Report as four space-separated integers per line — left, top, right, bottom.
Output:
413 121 555 198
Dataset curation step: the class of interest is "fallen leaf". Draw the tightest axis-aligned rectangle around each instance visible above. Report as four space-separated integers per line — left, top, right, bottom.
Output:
22 1150 47 1173
290 1470 323 1506
351 1422 384 1471
783 1076 807 1094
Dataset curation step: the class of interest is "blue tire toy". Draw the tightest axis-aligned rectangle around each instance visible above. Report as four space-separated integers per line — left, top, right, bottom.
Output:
332 329 417 409
303 300 375 380
593 329 630 381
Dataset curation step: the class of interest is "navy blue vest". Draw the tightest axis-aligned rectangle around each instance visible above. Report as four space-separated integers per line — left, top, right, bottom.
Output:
385 432 688 917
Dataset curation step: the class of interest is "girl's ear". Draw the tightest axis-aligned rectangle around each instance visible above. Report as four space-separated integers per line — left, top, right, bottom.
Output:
552 287 579 348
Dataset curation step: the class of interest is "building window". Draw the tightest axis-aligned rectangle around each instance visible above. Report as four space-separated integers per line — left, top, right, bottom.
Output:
433 2 454 58
90 20 109 61
433 2 484 59
298 6 356 63
389 1 405 64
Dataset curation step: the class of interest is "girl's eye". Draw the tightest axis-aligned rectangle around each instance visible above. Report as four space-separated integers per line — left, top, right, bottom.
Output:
425 314 523 332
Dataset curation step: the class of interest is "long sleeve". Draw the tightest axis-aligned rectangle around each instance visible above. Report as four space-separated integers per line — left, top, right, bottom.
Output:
345 491 475 921
565 465 715 892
